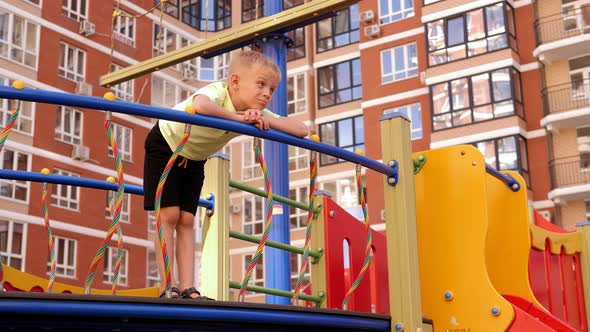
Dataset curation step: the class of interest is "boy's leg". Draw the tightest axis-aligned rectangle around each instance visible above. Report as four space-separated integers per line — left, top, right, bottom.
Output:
176 210 196 296
154 206 180 294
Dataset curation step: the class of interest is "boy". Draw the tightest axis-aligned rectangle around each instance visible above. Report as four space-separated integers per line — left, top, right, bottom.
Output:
144 51 308 299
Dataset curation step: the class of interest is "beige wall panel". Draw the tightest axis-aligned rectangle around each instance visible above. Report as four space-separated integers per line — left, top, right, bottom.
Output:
537 0 562 18
552 128 579 159
426 49 515 80
544 60 570 86
560 199 585 231
430 116 522 143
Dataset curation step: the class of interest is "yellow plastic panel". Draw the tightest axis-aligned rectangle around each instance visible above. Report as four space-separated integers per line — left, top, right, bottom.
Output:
530 224 582 255
414 145 514 332
485 170 544 308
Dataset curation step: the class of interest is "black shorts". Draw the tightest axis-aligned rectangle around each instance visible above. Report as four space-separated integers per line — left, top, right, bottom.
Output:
143 123 206 215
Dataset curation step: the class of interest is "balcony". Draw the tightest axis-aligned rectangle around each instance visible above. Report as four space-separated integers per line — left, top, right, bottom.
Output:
541 79 590 131
548 156 590 202
534 5 590 63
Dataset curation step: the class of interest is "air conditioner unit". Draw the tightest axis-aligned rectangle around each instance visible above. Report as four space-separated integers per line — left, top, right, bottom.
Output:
380 209 385 221
364 24 380 38
75 82 93 96
230 205 241 214
79 20 96 36
359 10 375 24
71 144 90 161
181 67 195 81
539 210 552 222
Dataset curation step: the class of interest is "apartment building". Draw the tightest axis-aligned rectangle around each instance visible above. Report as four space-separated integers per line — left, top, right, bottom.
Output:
0 0 567 304
536 0 590 230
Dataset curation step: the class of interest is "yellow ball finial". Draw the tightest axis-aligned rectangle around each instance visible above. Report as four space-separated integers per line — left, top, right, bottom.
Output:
354 149 364 156
309 134 320 143
12 80 25 90
112 10 120 18
106 176 116 183
41 168 50 175
104 92 116 101
185 105 196 115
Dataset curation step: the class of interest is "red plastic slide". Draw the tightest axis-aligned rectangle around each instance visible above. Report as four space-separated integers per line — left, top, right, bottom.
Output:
505 295 578 332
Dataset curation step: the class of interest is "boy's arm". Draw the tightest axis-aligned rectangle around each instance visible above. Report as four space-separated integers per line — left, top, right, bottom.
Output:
193 95 243 122
267 117 309 138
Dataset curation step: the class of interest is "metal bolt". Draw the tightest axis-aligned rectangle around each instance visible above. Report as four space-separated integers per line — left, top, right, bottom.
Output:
491 307 501 316
472 161 477 166
395 322 404 331
460 151 465 155
329 211 336 218
444 291 453 301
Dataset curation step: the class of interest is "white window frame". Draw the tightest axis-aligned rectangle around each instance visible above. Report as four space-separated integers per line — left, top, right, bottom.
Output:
320 176 359 209
103 246 129 286
153 24 177 56
243 195 264 235
55 106 83 145
106 192 130 223
243 253 264 295
110 64 134 102
0 148 30 203
147 211 156 233
151 76 190 107
289 185 309 230
383 103 422 140
62 0 88 22
51 168 80 211
25 0 42 6
52 236 77 278
0 76 34 135
242 141 262 180
146 247 159 287
381 43 418 84
113 11 135 47
58 42 86 82
0 220 26 271
107 123 133 162
0 10 40 69
287 73 307 115
288 145 309 172
562 0 590 31
378 0 415 25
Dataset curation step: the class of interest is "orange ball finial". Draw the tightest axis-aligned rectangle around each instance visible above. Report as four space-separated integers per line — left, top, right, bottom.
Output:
40 168 50 175
185 105 196 115
354 149 364 156
104 92 116 101
106 176 116 183
12 80 25 89
309 134 320 143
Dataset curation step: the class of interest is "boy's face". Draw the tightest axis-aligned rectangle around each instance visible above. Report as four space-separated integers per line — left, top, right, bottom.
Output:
232 64 278 111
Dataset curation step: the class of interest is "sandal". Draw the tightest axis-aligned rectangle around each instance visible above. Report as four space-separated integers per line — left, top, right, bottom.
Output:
180 287 215 300
159 287 181 298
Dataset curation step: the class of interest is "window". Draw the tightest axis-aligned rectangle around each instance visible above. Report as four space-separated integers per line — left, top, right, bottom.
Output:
288 73 306 114
146 247 159 286
316 4 359 53
431 67 523 131
319 116 364 165
0 10 40 68
24 0 41 6
113 11 135 47
153 24 177 56
51 168 80 210
62 0 87 21
109 64 134 102
577 126 590 168
243 195 263 235
381 43 418 83
473 135 530 184
379 0 414 24
243 253 264 294
569 54 590 100
0 220 24 270
107 123 133 162
242 141 262 180
52 236 76 277
0 76 33 135
154 0 179 18
289 186 309 229
103 247 128 286
562 0 590 31
181 0 231 32
147 211 156 233
318 58 362 108
287 28 306 61
283 0 304 9
321 176 363 216
427 3 516 66
288 145 309 172
106 192 130 223
55 106 83 145
1 149 29 201
242 0 264 22
290 252 311 290
383 103 422 139
151 77 190 107
199 53 231 81
58 42 85 82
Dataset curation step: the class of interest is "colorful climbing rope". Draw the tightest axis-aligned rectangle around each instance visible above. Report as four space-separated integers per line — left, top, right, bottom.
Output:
292 135 320 303
342 151 373 309
239 138 274 301
0 81 24 154
40 169 56 293
106 177 124 296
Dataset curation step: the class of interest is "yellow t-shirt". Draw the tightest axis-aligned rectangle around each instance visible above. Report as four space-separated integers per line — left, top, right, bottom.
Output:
159 82 279 161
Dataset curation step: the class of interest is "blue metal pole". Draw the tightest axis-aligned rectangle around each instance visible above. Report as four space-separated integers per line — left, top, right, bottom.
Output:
260 0 290 305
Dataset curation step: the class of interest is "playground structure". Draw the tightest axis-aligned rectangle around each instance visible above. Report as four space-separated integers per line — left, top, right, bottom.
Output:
0 1 589 331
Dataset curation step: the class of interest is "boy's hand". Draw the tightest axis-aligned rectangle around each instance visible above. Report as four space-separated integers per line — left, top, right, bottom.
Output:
255 116 270 131
237 109 262 122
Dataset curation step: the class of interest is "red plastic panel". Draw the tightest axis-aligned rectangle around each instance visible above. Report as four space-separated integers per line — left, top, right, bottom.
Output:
321 196 389 314
561 253 582 329
529 247 550 308
548 245 566 321
505 295 577 332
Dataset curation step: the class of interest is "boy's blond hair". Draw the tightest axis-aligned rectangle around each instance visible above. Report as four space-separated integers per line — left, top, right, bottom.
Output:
228 50 281 82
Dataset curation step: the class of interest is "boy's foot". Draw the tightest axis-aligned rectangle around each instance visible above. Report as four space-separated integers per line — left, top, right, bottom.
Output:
180 287 215 300
159 287 181 298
